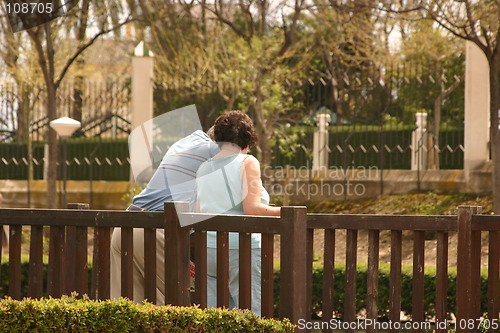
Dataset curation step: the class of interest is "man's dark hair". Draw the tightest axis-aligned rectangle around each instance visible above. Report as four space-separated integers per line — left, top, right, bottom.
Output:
214 110 257 149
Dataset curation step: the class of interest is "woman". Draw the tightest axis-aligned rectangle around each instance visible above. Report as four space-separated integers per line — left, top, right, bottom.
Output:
195 110 280 316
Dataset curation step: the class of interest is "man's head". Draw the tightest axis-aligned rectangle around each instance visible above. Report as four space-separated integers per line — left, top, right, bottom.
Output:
213 110 257 149
207 126 215 141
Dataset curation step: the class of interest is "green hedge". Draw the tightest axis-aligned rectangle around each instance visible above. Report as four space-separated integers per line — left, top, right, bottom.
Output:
273 262 488 320
0 139 130 181
271 127 464 170
0 127 465 181
0 296 294 332
0 261 490 320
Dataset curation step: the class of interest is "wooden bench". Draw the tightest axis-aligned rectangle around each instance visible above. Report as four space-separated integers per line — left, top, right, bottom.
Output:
0 203 499 333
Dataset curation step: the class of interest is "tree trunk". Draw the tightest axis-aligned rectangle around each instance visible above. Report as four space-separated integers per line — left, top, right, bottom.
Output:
72 64 84 123
46 83 59 209
489 54 500 213
430 67 463 171
15 83 31 141
332 77 344 126
258 123 272 165
429 95 442 170
253 70 273 185
255 120 273 186
72 0 90 123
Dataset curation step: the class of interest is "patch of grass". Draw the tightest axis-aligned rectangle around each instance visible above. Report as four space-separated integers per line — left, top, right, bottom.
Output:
306 192 492 215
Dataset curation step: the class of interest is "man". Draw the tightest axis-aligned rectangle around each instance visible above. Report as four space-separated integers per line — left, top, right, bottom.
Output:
110 128 218 304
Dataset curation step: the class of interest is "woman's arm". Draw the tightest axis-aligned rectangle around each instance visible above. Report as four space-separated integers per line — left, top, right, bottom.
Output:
242 156 281 216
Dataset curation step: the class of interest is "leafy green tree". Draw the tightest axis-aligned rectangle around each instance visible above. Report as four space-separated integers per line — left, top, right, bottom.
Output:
0 12 43 142
410 0 500 210
398 20 465 169
308 0 391 126
137 0 311 168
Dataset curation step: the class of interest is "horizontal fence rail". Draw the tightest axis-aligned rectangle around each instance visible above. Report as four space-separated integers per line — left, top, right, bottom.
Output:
306 208 499 333
0 204 498 333
0 206 163 302
307 214 457 231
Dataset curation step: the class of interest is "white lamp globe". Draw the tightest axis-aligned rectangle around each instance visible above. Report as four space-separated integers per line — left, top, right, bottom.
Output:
49 117 81 138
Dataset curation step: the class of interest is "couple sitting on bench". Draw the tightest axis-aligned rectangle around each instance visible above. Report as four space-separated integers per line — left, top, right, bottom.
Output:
110 110 280 316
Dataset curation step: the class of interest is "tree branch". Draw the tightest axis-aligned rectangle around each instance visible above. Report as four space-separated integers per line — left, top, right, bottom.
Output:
278 0 304 57
463 0 478 38
203 1 251 43
55 15 136 88
442 73 464 98
44 24 55 82
239 0 254 38
26 27 51 87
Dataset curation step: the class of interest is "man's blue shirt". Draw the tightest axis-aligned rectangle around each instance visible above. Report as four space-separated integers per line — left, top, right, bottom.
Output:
132 130 218 211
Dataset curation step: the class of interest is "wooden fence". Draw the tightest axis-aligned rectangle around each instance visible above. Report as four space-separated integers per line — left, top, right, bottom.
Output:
0 203 498 333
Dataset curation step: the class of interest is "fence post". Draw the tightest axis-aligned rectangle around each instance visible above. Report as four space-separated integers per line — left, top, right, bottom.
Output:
65 203 90 297
8 224 22 300
279 206 307 329
164 201 191 306
91 225 111 300
47 224 66 297
456 205 482 332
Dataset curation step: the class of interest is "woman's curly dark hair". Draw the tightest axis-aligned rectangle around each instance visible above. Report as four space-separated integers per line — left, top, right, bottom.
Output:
214 110 257 149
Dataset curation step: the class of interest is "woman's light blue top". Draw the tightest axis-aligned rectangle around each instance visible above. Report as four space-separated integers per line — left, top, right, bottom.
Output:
196 153 269 249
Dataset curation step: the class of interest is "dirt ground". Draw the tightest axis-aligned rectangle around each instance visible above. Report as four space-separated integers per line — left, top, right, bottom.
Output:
272 192 494 268
272 230 490 268
10 192 495 269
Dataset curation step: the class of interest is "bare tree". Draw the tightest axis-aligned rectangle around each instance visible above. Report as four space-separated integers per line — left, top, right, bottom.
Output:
0 12 39 142
373 0 500 211
428 69 463 169
397 19 465 169
415 0 500 211
21 1 135 208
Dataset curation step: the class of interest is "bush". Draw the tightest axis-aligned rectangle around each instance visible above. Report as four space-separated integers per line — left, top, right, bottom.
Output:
274 262 490 320
0 260 490 321
0 296 294 332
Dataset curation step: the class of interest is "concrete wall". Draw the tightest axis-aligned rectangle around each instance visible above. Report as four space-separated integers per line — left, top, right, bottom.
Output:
264 168 492 204
0 169 492 209
0 180 130 210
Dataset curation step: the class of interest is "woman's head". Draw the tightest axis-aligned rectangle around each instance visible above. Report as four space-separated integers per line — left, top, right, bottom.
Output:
214 110 257 149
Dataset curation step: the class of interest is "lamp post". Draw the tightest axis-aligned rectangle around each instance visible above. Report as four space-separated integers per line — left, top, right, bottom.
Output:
49 117 81 208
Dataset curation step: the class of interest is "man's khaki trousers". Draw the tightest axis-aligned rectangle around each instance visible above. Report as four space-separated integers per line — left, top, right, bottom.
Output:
110 228 166 305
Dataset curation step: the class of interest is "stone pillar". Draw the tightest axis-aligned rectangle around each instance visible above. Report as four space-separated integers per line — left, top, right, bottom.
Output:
464 41 490 176
130 41 154 183
131 41 154 133
411 112 427 171
313 114 330 171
